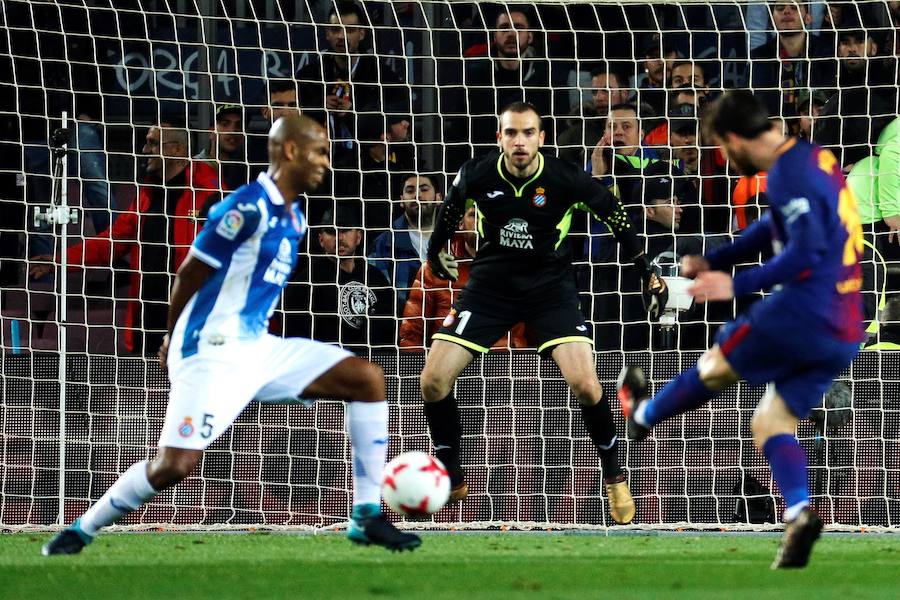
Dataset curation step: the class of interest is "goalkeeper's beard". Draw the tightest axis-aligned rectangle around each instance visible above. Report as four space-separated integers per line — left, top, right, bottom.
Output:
507 149 538 172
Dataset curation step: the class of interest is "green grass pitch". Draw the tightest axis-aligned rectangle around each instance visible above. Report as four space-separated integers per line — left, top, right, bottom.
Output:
2 531 899 599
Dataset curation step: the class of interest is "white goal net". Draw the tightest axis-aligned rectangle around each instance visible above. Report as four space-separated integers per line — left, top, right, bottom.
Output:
1 0 898 531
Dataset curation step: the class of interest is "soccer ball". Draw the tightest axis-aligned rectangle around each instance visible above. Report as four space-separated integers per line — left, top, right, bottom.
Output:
381 451 450 517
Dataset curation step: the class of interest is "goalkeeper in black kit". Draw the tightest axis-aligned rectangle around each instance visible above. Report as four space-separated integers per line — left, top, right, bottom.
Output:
420 102 667 524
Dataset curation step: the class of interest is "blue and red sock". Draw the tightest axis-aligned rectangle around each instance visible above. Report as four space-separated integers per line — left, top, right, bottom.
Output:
763 433 810 520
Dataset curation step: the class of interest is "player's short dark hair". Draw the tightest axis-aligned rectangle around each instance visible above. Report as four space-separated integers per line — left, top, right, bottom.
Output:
609 102 642 130
769 1 809 13
610 102 638 114
839 29 870 44
398 171 444 197
329 1 368 26
496 5 533 28
702 90 771 141
671 60 705 78
589 63 624 86
269 79 297 97
499 101 543 131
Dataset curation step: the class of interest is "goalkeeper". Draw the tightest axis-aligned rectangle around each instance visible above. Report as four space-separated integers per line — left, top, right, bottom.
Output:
421 101 667 524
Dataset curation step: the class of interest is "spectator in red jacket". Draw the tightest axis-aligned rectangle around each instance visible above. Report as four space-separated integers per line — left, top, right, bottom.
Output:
399 206 527 351
30 123 223 355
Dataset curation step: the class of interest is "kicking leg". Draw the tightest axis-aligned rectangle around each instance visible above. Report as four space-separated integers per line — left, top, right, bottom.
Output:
420 340 474 501
303 356 420 551
43 448 201 556
618 345 738 441
552 341 634 524
752 388 822 569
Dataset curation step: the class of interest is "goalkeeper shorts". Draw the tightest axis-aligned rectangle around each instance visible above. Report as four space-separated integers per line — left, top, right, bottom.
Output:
433 285 592 356
159 334 352 450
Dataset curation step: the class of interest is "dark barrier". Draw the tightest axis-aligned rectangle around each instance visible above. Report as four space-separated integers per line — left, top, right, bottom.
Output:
2 350 898 529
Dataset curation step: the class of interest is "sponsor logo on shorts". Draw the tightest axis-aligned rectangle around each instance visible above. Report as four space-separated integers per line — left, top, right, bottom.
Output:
532 187 546 207
215 209 244 240
576 324 588 332
178 417 195 438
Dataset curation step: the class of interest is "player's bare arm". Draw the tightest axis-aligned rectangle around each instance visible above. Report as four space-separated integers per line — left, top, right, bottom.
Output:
158 255 215 371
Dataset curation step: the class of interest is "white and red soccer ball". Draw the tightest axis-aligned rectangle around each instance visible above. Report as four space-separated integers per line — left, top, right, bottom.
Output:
381 451 450 517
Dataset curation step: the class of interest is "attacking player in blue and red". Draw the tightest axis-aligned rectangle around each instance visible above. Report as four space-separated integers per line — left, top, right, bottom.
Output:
618 90 864 569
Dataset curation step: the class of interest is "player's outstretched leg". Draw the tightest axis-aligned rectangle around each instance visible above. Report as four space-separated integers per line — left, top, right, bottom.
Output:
42 448 199 556
304 356 420 551
616 365 651 442
618 347 735 441
420 341 474 503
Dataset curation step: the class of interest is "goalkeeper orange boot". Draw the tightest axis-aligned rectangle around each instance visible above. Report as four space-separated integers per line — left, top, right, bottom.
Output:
617 365 651 442
604 474 636 524
449 481 468 502
771 508 823 569
447 464 468 502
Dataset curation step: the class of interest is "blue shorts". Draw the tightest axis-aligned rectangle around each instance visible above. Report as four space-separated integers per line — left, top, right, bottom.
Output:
714 313 859 418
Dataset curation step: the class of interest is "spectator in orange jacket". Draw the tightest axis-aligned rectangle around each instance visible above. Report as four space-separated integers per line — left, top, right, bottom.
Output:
732 171 768 232
399 206 528 351
30 122 223 355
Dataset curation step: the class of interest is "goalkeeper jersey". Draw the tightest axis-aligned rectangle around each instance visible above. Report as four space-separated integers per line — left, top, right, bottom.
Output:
173 172 307 359
428 152 641 296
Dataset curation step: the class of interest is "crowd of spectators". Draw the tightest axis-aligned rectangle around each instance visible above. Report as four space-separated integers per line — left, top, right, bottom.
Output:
8 0 900 357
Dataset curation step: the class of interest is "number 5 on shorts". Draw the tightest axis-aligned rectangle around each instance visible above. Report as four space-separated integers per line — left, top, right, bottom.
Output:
455 310 472 335
201 413 214 439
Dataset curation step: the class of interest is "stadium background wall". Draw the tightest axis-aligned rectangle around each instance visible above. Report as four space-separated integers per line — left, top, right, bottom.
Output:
1 351 897 531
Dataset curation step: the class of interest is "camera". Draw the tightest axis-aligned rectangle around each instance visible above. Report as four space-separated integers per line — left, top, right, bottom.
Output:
49 127 69 149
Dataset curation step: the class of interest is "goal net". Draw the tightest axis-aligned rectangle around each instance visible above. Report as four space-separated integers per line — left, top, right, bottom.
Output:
1 0 898 532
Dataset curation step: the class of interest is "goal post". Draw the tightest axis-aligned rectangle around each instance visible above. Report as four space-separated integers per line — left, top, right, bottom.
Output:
1 0 898 532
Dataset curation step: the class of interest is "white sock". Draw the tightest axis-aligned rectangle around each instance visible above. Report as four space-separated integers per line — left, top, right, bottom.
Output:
634 401 650 427
347 401 389 508
783 500 809 523
79 460 158 536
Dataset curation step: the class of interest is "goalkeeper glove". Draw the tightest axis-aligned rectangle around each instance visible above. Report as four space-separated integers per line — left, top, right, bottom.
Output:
634 255 668 320
428 250 459 282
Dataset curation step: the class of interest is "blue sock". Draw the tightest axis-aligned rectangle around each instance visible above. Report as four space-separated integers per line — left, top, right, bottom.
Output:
763 434 810 518
638 367 717 427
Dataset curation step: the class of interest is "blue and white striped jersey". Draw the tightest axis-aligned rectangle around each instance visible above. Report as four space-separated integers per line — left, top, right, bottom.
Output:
173 173 307 359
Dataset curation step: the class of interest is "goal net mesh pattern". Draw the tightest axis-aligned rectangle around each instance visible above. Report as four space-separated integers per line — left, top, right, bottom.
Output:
1 0 898 531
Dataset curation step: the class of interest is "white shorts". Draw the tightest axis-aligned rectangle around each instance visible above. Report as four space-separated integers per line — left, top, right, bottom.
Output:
158 334 352 450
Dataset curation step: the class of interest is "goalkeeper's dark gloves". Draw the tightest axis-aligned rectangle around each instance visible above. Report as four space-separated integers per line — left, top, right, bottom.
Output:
634 254 668 320
428 250 459 282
